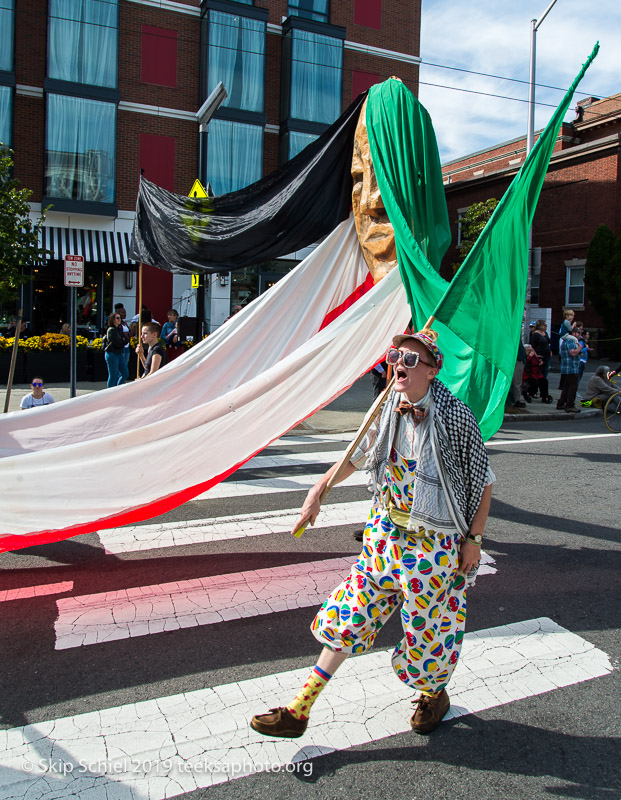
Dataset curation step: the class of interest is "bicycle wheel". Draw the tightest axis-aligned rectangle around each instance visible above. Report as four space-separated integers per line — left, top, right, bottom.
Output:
604 392 621 433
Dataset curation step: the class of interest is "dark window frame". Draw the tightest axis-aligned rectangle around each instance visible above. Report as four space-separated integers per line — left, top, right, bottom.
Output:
43 91 118 216
46 0 120 90
0 0 15 73
201 1 267 117
287 0 330 24
280 14 344 128
0 81 14 148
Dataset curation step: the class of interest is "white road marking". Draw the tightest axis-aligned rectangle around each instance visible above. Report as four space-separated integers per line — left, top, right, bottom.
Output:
195 469 367 500
0 581 73 603
53 554 497 650
98 499 371 555
269 433 351 446
1 618 611 799
237 449 344 471
54 557 354 649
488 432 620 447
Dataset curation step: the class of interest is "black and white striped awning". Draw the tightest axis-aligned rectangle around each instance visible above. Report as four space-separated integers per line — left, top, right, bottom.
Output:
39 227 135 265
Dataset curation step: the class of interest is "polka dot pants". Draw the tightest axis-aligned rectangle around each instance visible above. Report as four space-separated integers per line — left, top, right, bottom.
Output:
311 449 467 693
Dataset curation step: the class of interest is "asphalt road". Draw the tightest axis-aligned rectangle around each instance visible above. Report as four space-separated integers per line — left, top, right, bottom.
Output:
0 415 619 800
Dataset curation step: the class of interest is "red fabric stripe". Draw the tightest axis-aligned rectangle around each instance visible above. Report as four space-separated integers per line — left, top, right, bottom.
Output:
0 353 380 554
319 272 375 331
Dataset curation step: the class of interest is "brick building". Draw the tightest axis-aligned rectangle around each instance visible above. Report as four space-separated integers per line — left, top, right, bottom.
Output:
440 93 621 345
0 0 421 335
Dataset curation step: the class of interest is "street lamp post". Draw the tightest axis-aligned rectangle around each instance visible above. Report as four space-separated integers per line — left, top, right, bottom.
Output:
195 81 227 342
525 0 559 337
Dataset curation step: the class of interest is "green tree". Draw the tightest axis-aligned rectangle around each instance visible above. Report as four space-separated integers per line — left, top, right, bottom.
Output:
0 148 50 310
452 198 499 273
585 224 621 357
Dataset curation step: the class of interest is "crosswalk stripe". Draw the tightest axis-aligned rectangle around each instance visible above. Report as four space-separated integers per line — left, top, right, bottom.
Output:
0 581 73 603
1 618 611 799
54 557 355 649
98 499 371 554
194 469 367 501
267 433 351 446
237 449 344 471
53 554 497 650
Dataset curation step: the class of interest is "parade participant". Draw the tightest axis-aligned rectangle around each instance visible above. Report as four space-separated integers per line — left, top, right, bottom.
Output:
20 377 55 410
136 322 166 378
251 329 494 738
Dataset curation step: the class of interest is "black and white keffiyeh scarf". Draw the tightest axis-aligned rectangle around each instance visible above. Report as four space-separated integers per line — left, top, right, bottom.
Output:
366 379 489 536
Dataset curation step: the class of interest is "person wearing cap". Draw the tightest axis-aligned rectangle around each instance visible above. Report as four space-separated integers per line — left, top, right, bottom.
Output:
251 329 494 739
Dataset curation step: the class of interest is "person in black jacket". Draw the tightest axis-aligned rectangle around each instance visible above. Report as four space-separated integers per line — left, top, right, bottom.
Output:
103 312 129 388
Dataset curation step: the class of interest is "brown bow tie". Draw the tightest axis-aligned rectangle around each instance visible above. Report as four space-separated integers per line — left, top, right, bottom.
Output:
395 402 427 424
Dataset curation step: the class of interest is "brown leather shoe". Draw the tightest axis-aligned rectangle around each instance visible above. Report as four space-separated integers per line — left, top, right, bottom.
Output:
250 707 308 738
410 690 450 734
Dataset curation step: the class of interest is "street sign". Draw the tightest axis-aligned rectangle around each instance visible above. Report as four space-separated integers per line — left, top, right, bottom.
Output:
64 255 84 287
191 274 200 289
188 179 208 199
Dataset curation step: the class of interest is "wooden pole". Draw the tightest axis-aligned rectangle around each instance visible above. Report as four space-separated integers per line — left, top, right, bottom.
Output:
292 374 395 538
422 315 435 332
3 308 23 414
136 262 143 380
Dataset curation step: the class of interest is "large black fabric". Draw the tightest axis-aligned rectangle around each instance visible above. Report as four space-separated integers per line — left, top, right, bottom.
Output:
129 93 367 274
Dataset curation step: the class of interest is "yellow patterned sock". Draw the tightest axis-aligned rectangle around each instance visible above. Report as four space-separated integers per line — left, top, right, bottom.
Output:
286 666 332 720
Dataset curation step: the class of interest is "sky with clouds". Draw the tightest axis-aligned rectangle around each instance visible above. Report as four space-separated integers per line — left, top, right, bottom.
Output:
418 0 621 164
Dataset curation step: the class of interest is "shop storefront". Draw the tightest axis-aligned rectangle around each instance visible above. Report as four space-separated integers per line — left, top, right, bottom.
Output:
230 259 298 310
20 226 134 337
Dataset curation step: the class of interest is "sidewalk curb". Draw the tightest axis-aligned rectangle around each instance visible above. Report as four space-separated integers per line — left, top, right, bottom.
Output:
503 409 601 423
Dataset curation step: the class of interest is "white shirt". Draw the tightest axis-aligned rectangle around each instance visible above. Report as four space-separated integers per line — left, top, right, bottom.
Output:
21 392 55 410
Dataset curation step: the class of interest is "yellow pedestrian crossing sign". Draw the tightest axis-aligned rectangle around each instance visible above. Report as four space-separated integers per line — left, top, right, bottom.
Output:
188 179 208 198
191 274 200 288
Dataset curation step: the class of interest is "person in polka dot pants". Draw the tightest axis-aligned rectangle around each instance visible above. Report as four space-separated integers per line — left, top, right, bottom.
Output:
251 330 494 738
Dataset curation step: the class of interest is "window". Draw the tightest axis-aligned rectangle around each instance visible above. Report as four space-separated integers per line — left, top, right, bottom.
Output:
456 208 468 247
45 94 116 203
0 85 11 146
289 28 342 123
288 0 329 23
48 0 118 88
354 0 381 29
287 130 318 160
206 118 262 195
207 10 264 113
141 26 177 87
565 261 585 306
0 0 14 72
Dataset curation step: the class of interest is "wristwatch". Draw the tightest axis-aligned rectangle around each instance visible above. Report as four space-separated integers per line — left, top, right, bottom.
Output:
466 533 483 545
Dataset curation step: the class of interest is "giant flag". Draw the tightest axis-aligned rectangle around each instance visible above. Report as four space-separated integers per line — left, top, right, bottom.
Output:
367 45 599 439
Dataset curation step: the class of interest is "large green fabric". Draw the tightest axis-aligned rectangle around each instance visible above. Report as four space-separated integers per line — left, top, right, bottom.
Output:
366 46 598 440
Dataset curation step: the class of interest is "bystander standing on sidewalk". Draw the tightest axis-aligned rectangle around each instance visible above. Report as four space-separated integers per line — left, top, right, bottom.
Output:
557 332 582 413
103 312 129 388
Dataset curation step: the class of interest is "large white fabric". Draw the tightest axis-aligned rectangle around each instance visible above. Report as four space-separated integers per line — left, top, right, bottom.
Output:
0 218 410 549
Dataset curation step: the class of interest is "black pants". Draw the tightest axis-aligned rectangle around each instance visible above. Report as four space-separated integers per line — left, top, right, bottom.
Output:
558 373 578 409
525 376 549 399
